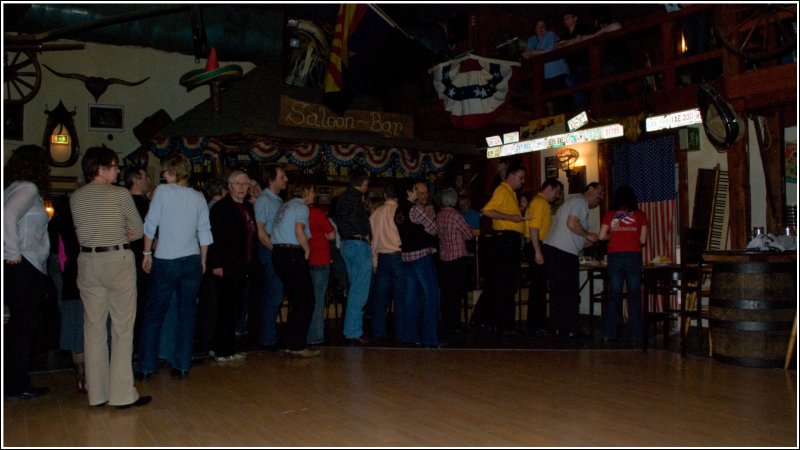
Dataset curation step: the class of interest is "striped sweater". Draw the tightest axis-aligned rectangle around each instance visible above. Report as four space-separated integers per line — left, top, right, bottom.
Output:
70 183 143 247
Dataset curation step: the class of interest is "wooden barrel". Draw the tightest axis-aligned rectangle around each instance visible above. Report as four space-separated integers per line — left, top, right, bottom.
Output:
709 260 796 368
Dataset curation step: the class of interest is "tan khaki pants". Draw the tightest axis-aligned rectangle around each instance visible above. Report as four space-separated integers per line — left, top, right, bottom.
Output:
77 249 140 406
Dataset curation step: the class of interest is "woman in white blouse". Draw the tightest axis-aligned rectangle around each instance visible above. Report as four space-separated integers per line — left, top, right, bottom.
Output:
3 145 51 400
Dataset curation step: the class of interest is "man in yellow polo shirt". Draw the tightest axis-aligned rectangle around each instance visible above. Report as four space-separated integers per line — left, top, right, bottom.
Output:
524 178 563 335
471 161 528 335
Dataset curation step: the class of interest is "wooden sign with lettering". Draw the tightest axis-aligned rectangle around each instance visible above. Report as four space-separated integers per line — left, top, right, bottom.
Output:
279 95 413 139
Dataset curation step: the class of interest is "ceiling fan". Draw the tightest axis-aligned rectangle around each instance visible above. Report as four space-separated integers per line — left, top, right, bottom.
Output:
697 82 745 152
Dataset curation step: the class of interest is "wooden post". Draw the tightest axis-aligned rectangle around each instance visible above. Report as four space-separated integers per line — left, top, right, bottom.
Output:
725 102 750 249
755 112 786 235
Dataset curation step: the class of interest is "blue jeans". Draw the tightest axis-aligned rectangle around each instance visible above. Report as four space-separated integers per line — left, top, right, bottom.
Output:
258 245 284 346
138 255 203 373
400 254 440 346
370 252 405 339
157 292 177 366
307 265 330 345
604 252 643 342
340 240 372 339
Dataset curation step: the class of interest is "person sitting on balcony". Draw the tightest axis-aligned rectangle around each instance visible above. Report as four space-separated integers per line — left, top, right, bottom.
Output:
558 11 598 110
522 19 570 115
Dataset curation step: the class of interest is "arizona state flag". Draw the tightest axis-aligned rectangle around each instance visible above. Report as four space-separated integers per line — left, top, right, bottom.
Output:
323 4 394 115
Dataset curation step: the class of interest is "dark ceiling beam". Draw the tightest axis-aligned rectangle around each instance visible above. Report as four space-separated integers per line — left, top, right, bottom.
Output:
5 5 190 45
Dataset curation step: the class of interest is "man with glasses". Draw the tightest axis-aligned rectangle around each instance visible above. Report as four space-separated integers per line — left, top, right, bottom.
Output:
207 170 260 361
471 161 528 335
70 146 150 409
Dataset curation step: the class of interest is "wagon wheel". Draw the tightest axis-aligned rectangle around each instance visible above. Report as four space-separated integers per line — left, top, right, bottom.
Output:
4 50 42 105
714 4 797 61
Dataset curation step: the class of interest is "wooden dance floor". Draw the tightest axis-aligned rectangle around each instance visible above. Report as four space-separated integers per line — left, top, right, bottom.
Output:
3 347 797 447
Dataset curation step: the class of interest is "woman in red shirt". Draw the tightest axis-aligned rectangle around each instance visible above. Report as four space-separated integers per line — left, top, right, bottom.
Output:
598 185 649 345
307 202 336 345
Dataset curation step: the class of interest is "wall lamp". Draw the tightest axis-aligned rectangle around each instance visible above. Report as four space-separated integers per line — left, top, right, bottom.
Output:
556 147 582 176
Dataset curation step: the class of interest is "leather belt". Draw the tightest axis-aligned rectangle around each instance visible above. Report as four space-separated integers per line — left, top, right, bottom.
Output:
80 243 131 253
343 236 369 242
273 244 301 249
493 230 521 237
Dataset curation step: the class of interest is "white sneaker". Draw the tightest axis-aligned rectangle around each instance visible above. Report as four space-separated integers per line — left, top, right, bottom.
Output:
285 348 321 358
214 353 246 362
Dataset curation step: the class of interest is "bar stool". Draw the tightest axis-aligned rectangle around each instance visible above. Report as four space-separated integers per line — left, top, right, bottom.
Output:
585 266 607 335
517 260 530 324
643 264 682 352
680 260 712 356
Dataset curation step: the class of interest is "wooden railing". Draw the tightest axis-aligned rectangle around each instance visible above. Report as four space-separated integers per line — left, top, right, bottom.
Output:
516 4 724 119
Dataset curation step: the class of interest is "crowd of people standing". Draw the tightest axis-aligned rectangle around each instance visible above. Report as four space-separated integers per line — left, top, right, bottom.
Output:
7 143 646 410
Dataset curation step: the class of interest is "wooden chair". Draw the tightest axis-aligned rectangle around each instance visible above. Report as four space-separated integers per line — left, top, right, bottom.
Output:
643 264 682 351
679 227 712 357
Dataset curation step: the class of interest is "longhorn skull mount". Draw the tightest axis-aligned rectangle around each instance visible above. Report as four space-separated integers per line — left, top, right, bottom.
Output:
43 64 150 101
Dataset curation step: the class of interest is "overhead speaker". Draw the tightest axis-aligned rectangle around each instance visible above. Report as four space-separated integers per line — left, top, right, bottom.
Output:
698 83 745 152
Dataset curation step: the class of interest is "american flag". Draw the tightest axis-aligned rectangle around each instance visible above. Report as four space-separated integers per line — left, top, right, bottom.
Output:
612 135 677 263
612 135 678 312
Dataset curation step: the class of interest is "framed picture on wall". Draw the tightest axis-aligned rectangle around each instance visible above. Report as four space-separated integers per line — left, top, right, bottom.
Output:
317 185 333 204
545 156 559 179
88 104 124 132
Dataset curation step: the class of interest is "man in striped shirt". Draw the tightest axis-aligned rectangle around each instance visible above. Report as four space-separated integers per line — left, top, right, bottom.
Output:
70 146 150 409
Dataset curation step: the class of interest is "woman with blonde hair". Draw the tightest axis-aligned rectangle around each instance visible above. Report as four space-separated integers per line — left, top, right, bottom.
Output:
136 154 213 380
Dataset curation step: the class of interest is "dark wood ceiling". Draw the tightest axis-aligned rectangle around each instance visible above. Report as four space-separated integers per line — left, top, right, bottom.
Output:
4 3 666 63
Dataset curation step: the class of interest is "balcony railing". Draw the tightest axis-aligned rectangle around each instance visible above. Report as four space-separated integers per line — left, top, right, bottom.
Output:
514 4 730 119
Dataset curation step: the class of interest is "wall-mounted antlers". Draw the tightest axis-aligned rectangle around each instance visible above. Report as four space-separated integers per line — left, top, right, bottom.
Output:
43 64 150 101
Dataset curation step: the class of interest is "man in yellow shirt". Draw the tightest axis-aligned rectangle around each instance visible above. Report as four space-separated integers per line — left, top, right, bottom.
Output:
471 162 528 335
524 178 563 335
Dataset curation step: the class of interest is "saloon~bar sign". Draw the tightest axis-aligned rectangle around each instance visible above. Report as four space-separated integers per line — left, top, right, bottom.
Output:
279 95 413 139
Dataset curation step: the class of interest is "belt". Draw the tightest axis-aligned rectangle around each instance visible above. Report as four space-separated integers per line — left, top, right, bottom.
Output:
273 244 302 249
343 236 369 242
80 243 131 253
493 230 521 237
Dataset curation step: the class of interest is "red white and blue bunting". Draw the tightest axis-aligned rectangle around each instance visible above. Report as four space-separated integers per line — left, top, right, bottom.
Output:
430 53 519 129
143 137 451 177
248 138 284 162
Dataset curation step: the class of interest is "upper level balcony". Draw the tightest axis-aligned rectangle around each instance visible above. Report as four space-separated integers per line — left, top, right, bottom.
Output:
416 4 797 145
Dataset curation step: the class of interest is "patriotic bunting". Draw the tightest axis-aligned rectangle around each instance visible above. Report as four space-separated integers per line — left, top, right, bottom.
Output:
430 54 520 129
143 137 450 176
